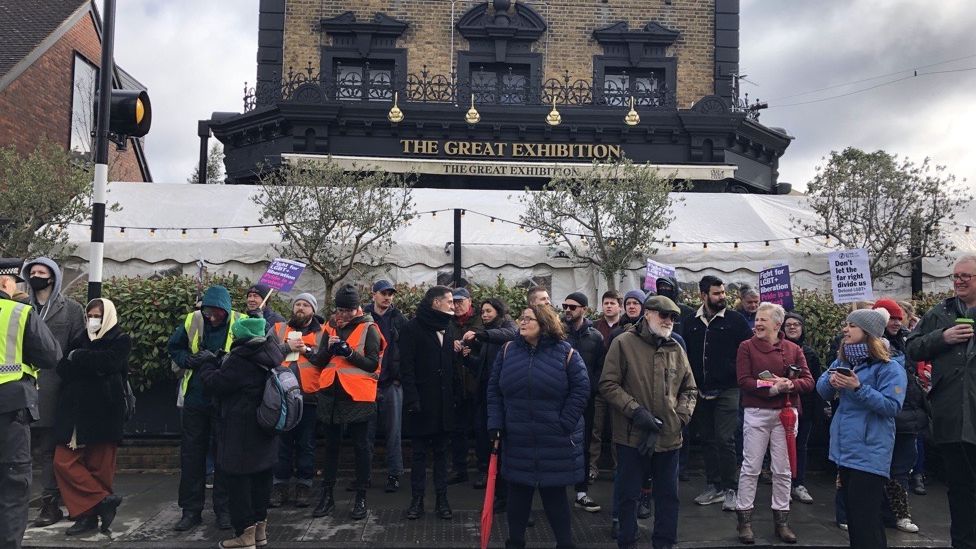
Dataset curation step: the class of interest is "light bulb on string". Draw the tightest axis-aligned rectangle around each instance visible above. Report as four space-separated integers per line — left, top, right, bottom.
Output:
212 228 219 238
181 228 188 239
149 228 156 237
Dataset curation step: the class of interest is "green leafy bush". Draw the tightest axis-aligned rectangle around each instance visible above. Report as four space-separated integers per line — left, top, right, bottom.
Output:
68 274 287 391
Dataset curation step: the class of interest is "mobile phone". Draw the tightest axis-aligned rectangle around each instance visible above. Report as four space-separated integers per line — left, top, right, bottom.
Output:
833 366 854 377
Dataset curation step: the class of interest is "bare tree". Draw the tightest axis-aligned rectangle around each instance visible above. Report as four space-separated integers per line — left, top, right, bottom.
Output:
795 147 970 281
519 159 681 291
253 158 416 301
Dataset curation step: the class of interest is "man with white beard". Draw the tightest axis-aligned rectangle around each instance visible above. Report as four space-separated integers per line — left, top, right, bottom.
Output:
600 296 698 549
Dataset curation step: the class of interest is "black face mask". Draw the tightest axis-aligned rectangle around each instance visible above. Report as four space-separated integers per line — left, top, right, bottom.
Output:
29 276 52 292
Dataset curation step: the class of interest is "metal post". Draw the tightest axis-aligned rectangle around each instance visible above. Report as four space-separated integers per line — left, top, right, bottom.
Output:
88 0 115 301
196 120 211 184
910 223 923 296
453 209 462 288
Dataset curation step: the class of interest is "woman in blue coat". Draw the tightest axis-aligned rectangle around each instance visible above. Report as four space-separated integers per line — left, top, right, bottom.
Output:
488 303 589 549
816 309 906 549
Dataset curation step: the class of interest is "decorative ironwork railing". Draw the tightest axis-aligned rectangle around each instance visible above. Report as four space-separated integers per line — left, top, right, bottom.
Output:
243 63 677 112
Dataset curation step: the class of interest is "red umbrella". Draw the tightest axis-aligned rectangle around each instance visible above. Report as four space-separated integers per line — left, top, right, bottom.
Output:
779 395 798 479
481 441 500 549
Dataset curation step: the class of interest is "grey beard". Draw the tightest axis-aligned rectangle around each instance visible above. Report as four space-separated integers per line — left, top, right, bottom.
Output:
648 322 673 339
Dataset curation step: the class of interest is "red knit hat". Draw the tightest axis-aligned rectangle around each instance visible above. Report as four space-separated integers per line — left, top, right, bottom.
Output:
873 298 904 321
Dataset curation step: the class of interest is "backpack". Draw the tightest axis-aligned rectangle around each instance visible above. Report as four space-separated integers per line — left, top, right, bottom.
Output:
256 365 303 434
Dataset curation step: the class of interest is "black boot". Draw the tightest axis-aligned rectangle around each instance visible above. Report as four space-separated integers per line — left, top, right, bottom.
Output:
32 495 64 527
172 511 201 531
435 491 453 520
65 516 99 536
312 486 335 518
95 494 123 532
504 539 526 549
350 491 368 520
406 494 424 520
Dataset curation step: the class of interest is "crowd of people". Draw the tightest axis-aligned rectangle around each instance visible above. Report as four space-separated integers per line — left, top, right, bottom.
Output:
1 253 976 549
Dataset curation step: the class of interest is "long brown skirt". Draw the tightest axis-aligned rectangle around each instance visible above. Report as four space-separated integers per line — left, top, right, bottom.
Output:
53 443 118 517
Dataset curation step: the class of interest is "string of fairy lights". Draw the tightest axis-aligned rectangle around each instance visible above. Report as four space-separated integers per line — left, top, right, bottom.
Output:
58 208 975 251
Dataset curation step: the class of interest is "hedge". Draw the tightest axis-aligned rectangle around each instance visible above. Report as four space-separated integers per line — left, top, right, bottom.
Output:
64 273 953 391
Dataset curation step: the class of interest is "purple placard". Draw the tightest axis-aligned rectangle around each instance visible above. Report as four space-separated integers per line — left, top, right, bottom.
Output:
258 258 306 292
758 264 794 311
643 258 676 293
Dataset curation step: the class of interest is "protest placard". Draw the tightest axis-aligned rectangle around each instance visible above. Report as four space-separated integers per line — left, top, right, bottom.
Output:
643 258 676 293
828 249 874 304
758 264 794 310
259 258 307 293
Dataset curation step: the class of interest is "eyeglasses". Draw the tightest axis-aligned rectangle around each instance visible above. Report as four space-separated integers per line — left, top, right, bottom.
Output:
518 316 538 324
336 307 356 314
650 310 679 322
561 303 580 311
784 322 802 329
952 273 974 282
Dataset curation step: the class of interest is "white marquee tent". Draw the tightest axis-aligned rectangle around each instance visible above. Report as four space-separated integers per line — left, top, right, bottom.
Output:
61 183 976 301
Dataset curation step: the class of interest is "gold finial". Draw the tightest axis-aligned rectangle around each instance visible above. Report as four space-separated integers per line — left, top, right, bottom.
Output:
387 92 404 123
465 94 481 124
624 96 640 126
546 95 561 126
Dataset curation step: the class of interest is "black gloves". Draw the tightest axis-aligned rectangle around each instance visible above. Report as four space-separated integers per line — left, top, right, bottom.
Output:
329 340 353 358
637 430 659 458
406 401 421 414
632 407 662 433
185 350 217 370
489 429 503 442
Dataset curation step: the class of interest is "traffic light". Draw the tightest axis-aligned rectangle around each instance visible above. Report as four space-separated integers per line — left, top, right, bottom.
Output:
94 89 151 138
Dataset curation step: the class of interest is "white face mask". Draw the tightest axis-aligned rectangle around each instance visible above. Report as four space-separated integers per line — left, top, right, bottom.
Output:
87 318 102 333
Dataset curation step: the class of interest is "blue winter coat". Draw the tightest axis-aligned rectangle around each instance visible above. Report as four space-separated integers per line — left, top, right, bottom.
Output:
487 336 589 487
816 356 907 478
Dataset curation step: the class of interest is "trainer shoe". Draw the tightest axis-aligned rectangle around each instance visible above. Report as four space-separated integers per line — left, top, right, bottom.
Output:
574 494 601 512
791 485 814 504
722 489 737 512
896 518 919 533
694 485 725 506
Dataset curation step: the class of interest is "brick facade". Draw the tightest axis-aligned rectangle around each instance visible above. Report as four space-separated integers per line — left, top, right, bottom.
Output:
0 9 147 181
281 0 715 110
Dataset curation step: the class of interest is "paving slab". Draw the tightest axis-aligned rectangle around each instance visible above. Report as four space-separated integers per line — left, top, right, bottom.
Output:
22 470 950 548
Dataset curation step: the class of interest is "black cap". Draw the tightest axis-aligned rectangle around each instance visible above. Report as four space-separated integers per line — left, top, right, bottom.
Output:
565 292 588 307
0 258 24 282
247 283 272 298
334 284 360 309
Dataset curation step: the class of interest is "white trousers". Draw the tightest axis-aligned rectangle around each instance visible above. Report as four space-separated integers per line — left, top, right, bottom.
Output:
735 407 793 511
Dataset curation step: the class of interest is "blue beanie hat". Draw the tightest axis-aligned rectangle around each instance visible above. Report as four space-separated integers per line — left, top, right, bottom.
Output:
624 289 646 305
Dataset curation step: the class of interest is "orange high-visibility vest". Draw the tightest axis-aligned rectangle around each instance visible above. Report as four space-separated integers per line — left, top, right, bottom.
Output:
319 321 386 402
272 322 325 394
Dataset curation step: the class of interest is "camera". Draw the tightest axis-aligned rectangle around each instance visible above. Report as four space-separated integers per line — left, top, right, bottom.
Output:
329 340 352 357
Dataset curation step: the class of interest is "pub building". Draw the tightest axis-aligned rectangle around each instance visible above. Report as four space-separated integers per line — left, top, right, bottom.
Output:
208 0 792 193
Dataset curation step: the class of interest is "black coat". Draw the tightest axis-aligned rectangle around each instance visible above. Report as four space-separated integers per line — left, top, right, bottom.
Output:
53 327 130 445
400 306 457 437
681 309 753 392
198 336 283 475
565 318 604 395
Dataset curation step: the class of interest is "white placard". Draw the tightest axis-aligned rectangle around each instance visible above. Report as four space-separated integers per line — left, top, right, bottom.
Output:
828 249 874 304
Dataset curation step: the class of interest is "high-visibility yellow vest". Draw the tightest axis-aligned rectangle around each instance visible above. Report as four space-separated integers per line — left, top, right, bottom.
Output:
318 321 386 402
273 321 325 393
0 298 38 385
178 310 243 404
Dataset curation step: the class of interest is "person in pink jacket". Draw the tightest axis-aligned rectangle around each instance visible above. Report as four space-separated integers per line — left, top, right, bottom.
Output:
733 302 813 545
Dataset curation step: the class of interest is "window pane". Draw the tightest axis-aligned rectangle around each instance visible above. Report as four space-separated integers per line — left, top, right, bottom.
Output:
469 63 529 104
367 68 393 102
603 73 629 107
335 63 363 101
70 55 98 155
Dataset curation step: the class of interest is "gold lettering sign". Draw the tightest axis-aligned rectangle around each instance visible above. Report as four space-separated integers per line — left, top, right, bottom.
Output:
400 139 621 161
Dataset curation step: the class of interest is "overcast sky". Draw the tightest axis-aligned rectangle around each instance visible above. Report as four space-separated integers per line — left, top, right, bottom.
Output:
109 1 975 190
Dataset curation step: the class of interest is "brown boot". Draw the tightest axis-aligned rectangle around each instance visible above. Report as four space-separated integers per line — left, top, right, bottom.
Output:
773 510 797 544
254 520 268 547
218 524 256 548
736 509 755 544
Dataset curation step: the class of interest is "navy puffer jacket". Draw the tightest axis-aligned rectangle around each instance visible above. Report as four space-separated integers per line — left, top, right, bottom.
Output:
487 336 589 487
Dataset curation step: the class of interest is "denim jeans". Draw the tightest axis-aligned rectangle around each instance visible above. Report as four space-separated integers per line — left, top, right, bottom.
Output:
367 383 404 476
691 387 740 490
273 401 317 486
615 445 680 548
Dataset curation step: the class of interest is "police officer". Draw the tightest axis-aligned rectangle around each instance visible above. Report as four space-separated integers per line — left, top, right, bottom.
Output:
0 258 61 549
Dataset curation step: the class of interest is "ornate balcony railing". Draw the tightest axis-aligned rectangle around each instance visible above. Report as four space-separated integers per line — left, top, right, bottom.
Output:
243 63 677 113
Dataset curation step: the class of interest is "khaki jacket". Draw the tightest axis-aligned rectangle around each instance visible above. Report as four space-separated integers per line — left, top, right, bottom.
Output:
599 321 697 452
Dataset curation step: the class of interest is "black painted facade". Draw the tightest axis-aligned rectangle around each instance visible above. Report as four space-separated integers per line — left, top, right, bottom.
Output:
212 0 792 193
